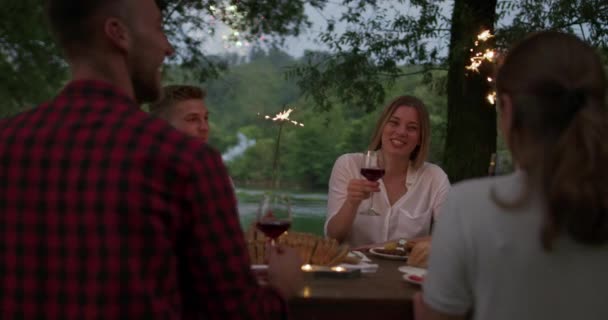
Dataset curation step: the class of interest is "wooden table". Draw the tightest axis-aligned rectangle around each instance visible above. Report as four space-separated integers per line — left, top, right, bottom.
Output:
288 257 420 320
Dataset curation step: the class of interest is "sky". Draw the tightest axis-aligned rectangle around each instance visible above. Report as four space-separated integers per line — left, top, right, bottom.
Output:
203 1 454 58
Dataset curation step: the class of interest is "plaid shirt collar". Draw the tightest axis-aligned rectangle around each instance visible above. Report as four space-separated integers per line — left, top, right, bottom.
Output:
60 79 139 110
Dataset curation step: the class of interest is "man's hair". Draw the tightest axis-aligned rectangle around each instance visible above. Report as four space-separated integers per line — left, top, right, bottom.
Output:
149 85 207 118
45 0 125 53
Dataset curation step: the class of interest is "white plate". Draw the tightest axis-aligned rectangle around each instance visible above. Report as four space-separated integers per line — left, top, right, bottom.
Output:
397 265 426 276
368 247 408 260
402 273 425 285
399 266 426 286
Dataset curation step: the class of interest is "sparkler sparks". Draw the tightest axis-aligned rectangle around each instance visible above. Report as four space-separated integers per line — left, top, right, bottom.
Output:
259 107 305 189
466 29 496 72
487 92 497 105
477 30 494 42
465 49 496 72
466 29 498 105
262 108 305 127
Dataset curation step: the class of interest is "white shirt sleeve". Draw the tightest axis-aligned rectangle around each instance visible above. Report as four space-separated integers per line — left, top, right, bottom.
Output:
324 154 355 236
422 190 473 315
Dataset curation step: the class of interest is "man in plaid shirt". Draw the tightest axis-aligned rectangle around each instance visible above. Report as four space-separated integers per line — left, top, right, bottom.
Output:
0 0 303 319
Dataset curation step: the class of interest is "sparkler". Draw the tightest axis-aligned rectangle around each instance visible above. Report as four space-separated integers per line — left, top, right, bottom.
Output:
487 92 497 105
466 29 498 105
259 106 305 189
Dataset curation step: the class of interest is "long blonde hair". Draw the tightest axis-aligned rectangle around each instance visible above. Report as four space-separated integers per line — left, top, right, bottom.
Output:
495 31 608 250
367 95 431 169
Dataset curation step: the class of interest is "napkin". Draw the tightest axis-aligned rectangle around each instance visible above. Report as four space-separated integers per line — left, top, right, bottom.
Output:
338 251 378 273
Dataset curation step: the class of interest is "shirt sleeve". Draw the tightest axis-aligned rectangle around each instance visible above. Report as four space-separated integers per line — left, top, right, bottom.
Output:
422 190 473 316
325 154 355 236
181 146 287 319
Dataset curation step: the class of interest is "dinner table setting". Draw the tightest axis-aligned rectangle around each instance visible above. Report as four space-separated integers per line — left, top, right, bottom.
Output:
246 193 430 320
287 243 426 320
247 219 428 320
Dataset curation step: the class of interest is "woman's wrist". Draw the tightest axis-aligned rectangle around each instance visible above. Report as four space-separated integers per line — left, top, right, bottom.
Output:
344 197 362 208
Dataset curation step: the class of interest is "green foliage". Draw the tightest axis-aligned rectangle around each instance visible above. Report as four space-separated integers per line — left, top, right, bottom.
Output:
0 0 67 118
497 0 608 49
4 0 606 184
173 50 450 190
285 1 449 112
0 0 322 117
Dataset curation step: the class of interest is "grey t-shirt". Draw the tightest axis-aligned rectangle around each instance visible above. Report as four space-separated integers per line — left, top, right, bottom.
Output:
423 171 608 320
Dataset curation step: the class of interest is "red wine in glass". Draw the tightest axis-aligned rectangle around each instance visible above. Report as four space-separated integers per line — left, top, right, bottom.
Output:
361 150 384 215
360 168 385 181
256 194 292 245
256 220 292 240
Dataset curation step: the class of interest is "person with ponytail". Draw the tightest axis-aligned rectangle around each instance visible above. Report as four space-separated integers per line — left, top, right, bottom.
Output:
415 31 608 320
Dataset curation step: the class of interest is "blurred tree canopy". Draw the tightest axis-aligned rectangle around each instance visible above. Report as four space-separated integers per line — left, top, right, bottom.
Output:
1 0 607 182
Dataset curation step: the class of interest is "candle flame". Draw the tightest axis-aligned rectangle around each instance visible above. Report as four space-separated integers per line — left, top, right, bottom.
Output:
302 286 312 298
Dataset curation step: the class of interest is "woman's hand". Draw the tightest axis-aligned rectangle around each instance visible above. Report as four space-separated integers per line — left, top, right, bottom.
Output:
345 179 380 205
407 239 431 268
326 178 380 242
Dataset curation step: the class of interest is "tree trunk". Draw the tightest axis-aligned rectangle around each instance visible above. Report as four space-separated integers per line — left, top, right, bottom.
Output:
443 0 498 183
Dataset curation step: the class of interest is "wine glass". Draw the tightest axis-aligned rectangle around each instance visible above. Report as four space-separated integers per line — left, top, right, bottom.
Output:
256 193 292 246
360 150 385 216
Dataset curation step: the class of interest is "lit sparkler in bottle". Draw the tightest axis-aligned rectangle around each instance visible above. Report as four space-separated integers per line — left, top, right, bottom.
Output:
258 106 305 189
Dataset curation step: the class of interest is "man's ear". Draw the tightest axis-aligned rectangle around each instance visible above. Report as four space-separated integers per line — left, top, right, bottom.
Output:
104 17 130 52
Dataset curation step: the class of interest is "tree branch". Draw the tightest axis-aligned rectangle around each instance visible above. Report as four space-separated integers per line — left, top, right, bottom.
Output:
379 67 448 78
163 0 186 24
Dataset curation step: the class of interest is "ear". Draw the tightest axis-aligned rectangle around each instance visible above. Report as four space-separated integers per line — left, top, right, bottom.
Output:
103 17 130 52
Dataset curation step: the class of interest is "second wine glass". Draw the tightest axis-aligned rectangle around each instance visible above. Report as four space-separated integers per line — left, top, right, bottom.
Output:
256 193 292 246
360 150 385 215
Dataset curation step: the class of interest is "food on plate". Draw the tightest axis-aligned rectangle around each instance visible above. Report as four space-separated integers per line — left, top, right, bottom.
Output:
341 253 362 264
373 248 408 256
383 241 398 251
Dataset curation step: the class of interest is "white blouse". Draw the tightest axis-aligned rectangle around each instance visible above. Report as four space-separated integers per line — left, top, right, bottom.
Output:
325 153 450 247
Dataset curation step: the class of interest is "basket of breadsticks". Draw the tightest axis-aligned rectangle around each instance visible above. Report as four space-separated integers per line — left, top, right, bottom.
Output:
245 225 350 266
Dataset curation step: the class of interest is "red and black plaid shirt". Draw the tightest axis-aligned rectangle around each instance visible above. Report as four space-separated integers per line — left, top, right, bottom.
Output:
0 80 286 319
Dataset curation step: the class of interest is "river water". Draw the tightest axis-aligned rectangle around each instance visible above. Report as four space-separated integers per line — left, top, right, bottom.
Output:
236 188 328 236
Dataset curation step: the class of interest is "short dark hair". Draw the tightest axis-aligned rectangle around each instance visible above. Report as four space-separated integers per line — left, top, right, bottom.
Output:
45 0 123 52
149 85 207 118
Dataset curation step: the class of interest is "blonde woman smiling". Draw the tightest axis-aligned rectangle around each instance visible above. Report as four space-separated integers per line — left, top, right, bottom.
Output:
325 96 450 247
